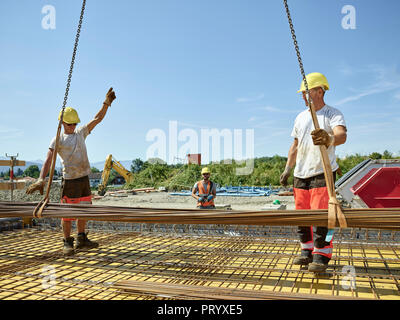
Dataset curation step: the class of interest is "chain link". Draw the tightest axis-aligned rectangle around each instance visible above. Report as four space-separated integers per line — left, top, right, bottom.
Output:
282 0 311 101
60 0 87 117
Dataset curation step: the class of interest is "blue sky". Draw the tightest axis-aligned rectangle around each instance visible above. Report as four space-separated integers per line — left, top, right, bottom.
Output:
1 0 400 165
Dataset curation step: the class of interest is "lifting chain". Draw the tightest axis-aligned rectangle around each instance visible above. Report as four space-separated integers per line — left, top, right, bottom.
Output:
61 0 87 115
282 0 347 228
34 0 87 218
282 0 311 101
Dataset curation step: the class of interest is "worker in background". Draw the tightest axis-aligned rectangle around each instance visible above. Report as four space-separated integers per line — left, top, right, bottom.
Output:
280 73 347 273
26 88 116 255
192 167 217 209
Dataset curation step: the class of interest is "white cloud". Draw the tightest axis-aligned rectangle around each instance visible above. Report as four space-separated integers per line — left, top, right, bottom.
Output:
394 92 400 100
261 105 301 114
334 64 400 106
236 93 264 103
0 125 24 140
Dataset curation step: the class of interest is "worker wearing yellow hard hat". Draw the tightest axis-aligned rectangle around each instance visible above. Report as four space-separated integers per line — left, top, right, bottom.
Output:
297 72 330 93
58 107 81 124
280 72 348 273
26 88 116 255
192 167 216 209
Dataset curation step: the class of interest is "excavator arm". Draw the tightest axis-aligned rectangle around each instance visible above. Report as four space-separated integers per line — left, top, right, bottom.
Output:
98 154 133 196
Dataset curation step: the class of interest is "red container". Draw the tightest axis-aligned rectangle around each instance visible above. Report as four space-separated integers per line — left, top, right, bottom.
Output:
351 167 400 208
187 154 201 165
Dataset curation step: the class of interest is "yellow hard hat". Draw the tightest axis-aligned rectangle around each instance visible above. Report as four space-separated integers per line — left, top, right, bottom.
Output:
297 72 329 93
59 107 80 124
201 167 211 174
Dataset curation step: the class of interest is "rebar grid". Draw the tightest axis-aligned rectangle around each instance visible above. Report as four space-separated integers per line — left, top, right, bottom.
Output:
0 226 399 300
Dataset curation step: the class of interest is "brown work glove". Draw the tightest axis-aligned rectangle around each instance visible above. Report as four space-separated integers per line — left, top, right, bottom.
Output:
280 165 292 186
104 87 116 106
26 178 45 195
311 129 334 148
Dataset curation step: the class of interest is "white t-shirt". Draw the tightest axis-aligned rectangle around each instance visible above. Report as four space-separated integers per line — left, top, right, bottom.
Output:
49 125 91 180
291 105 346 179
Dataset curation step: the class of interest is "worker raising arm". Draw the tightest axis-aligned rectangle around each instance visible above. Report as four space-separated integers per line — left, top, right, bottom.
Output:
26 88 116 255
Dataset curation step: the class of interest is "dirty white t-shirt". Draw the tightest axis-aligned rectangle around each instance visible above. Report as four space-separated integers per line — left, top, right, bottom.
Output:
49 125 91 180
291 105 346 179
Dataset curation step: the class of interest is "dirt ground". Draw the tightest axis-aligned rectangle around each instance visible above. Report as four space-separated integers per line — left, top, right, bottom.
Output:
93 191 296 211
0 181 295 211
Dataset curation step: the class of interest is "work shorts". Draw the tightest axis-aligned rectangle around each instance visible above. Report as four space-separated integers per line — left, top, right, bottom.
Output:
61 175 92 221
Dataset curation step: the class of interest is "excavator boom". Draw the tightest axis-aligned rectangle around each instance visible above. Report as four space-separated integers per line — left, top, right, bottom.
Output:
98 154 133 196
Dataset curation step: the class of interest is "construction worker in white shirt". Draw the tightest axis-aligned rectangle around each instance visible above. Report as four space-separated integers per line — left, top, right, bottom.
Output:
280 73 347 273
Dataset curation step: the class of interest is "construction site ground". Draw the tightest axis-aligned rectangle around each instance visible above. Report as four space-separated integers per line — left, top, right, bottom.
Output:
0 189 399 300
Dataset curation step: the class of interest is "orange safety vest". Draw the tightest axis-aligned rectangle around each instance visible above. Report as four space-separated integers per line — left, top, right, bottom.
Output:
197 180 215 207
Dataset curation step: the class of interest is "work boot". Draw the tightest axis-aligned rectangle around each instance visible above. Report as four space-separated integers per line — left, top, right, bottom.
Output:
308 254 330 273
293 250 313 265
63 237 75 255
75 232 99 250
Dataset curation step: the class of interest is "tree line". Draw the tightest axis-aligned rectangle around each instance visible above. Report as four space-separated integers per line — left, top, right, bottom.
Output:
0 166 60 179
125 150 399 190
2 150 398 190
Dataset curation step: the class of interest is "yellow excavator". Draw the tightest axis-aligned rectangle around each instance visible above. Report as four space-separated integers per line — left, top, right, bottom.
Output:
98 154 133 196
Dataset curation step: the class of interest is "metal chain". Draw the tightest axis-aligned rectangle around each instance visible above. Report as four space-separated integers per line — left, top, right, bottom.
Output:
282 0 311 99
61 0 87 113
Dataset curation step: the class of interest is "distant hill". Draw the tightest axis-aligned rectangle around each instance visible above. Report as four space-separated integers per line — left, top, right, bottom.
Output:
0 156 132 174
0 156 61 174
90 160 132 171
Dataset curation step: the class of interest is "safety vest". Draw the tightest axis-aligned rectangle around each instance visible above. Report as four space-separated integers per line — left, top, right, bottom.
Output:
197 180 215 207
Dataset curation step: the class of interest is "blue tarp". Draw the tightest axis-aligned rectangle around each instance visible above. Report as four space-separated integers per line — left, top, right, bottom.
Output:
170 185 281 197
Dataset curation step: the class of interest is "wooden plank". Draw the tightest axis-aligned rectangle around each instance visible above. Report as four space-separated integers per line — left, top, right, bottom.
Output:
0 182 26 190
0 160 26 167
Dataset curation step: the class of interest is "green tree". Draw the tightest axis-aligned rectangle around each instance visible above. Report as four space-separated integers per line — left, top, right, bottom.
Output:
91 167 100 173
24 165 40 178
131 158 144 173
369 152 382 159
382 150 393 159
15 168 24 177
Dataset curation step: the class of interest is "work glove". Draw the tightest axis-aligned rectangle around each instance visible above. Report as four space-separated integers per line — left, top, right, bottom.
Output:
311 129 334 148
26 178 45 195
198 197 205 203
207 195 214 201
104 87 116 107
280 166 292 186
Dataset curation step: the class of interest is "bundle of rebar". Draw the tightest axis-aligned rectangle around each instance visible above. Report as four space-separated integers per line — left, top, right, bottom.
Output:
113 280 358 300
1 201 400 230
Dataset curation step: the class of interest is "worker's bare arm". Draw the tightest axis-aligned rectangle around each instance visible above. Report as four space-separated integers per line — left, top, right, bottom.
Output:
280 138 297 186
87 88 116 134
191 187 200 201
332 125 347 146
39 148 54 180
287 138 298 168
26 148 54 194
